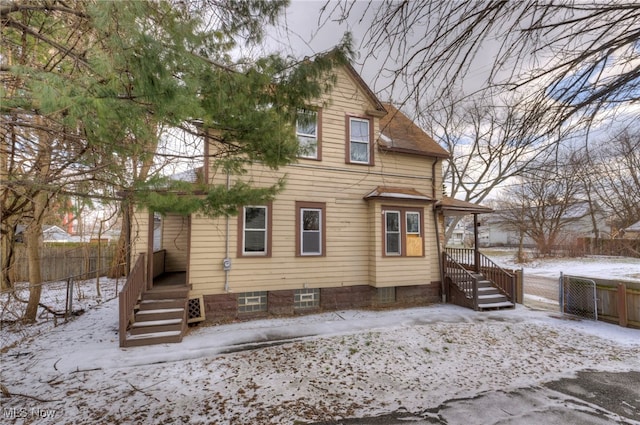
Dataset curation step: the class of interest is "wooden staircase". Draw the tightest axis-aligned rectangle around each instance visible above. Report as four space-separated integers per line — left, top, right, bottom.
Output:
444 250 516 312
471 273 515 310
122 283 189 347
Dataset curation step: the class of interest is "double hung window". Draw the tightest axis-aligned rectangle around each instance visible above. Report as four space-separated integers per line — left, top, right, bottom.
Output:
296 201 326 256
297 108 321 160
239 205 271 257
346 116 373 165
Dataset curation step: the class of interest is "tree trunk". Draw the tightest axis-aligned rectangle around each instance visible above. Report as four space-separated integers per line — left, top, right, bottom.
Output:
517 230 525 263
23 218 43 323
1 222 16 290
110 199 132 278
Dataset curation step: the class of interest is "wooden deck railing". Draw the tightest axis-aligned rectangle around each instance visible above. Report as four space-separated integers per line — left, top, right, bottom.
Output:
478 252 516 301
445 247 475 269
444 253 478 310
119 253 146 347
445 248 515 302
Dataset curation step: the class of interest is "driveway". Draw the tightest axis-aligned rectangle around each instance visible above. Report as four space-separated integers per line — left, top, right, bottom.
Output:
311 370 640 424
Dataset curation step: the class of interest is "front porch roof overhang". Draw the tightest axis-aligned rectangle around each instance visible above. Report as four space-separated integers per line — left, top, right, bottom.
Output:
436 197 493 216
364 186 434 203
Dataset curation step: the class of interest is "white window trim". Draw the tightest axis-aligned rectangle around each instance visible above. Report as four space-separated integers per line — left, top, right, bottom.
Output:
406 211 421 236
349 117 370 164
297 109 318 159
300 207 322 256
243 206 268 256
385 210 401 256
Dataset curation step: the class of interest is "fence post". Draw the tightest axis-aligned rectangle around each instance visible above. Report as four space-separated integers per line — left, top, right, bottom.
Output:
559 272 564 313
618 283 628 327
65 277 73 321
515 269 523 304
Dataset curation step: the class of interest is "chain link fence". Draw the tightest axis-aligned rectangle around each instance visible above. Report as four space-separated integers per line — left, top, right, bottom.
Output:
560 273 598 320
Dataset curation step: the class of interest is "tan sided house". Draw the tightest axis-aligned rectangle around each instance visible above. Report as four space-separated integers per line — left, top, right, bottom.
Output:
119 63 515 347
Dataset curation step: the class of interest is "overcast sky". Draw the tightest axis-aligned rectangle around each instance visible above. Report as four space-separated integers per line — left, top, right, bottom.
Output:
264 1 517 109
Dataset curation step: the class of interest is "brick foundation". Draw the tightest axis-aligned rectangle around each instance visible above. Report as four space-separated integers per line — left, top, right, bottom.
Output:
396 283 441 305
320 285 376 310
268 290 295 316
201 283 442 324
202 293 237 322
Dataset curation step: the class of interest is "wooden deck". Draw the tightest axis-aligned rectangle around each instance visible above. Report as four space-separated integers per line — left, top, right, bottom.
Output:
153 271 187 288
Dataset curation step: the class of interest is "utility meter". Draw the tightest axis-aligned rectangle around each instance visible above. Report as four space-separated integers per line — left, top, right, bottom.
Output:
222 258 232 271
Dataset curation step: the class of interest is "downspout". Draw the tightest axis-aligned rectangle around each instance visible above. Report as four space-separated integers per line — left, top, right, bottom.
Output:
432 159 446 303
224 171 231 292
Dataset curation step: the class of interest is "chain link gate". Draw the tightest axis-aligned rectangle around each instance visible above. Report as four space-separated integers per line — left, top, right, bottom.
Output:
560 273 598 320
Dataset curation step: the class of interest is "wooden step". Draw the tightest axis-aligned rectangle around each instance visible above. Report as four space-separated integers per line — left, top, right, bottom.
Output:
138 298 186 311
135 307 185 322
478 300 515 310
143 288 189 300
122 330 183 347
478 294 508 301
129 318 183 335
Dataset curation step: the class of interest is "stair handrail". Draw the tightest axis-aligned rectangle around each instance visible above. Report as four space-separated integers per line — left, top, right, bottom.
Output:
478 252 515 301
445 247 475 269
119 253 146 347
444 252 479 310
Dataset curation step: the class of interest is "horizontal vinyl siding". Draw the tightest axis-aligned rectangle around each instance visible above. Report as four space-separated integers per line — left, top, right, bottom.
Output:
190 164 441 295
369 202 441 287
193 65 445 296
130 209 149 272
161 214 189 272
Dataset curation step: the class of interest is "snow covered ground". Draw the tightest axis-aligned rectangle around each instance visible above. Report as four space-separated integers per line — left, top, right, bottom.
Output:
1 256 639 424
483 248 640 282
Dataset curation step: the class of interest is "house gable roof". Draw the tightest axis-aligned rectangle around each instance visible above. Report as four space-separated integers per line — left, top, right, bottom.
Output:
378 103 450 159
341 62 387 116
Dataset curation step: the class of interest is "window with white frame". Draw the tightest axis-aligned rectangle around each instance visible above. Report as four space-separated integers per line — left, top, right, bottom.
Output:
347 116 371 164
406 212 421 236
385 210 401 255
240 206 269 256
297 109 320 159
296 201 325 256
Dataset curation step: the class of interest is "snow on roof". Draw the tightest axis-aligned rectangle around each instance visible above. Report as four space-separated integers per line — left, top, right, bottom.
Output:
625 220 640 232
364 186 433 202
168 168 199 183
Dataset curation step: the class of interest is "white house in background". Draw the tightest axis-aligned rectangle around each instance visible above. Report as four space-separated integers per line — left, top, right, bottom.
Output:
623 220 640 239
14 224 80 243
480 200 611 247
446 217 473 247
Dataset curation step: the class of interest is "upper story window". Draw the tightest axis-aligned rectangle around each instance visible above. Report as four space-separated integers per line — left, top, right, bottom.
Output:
297 108 322 160
238 204 271 257
346 115 373 165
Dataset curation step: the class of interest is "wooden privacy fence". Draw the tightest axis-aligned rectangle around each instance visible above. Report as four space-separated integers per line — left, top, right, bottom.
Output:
9 243 118 282
562 274 640 329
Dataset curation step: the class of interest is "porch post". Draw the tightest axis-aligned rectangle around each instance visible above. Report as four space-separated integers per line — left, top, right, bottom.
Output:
147 209 154 290
474 213 480 273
